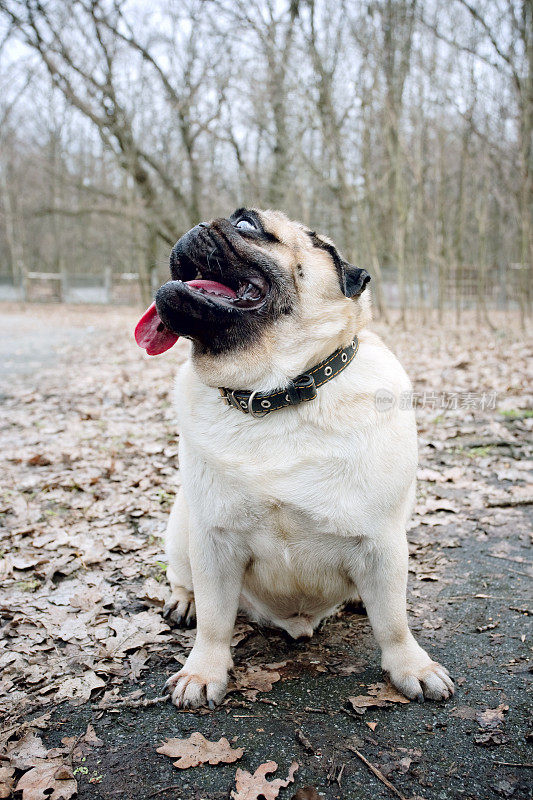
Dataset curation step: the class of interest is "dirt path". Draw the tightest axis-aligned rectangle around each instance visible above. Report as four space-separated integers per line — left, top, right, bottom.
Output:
1 304 531 800
0 306 98 381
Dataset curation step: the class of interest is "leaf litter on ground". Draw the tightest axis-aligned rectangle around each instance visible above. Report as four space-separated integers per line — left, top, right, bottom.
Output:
1 306 530 792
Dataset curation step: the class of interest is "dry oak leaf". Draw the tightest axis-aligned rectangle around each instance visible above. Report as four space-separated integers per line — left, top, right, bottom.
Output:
15 760 77 800
348 682 410 713
229 666 281 699
137 577 170 607
54 670 106 704
83 723 104 747
0 712 52 752
0 766 15 799
476 703 509 729
231 761 298 800
104 611 169 657
157 732 244 769
5 732 49 770
474 730 507 747
231 621 254 647
379 747 421 777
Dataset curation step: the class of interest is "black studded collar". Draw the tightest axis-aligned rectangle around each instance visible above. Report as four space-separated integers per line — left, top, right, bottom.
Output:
218 336 359 418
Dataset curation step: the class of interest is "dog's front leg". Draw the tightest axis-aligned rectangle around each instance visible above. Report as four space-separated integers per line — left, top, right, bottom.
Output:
348 536 454 702
166 527 246 709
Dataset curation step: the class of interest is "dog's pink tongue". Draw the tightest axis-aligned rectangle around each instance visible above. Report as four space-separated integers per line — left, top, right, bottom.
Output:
135 302 179 356
135 281 237 356
187 279 237 298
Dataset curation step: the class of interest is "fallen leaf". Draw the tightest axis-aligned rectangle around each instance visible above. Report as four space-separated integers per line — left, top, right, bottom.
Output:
104 612 169 657
58 724 104 761
417 467 443 482
15 759 77 800
27 454 52 467
443 466 464 482
11 553 48 570
0 766 15 799
474 730 507 747
291 789 323 800
231 621 254 646
333 664 364 676
494 778 517 797
6 732 48 770
417 497 458 514
366 721 378 731
230 666 281 699
52 766 74 780
415 572 441 581
83 724 103 747
137 577 169 607
295 729 314 753
231 761 298 800
348 682 410 713
127 648 150 681
378 748 421 777
450 706 478 720
0 713 52 752
157 732 244 769
476 703 508 729
69 586 105 610
54 671 106 704
56 617 89 642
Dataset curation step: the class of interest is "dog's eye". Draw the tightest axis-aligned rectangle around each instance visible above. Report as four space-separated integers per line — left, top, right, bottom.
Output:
235 219 256 232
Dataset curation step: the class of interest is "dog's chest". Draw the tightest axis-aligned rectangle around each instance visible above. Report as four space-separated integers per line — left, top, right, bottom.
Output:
177 359 417 541
180 416 367 542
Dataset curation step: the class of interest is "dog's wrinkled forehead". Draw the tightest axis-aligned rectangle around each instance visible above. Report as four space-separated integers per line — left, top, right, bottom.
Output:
238 208 308 249
232 207 370 300
253 209 298 240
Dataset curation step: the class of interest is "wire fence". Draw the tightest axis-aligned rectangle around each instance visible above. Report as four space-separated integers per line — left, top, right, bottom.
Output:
0 263 530 312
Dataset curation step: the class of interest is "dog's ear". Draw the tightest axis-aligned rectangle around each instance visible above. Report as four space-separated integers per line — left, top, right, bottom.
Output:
308 232 370 297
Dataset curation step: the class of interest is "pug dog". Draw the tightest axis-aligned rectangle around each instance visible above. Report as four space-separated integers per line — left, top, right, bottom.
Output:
135 208 454 709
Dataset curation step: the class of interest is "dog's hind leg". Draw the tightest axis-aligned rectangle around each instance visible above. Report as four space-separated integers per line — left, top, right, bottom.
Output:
163 489 196 627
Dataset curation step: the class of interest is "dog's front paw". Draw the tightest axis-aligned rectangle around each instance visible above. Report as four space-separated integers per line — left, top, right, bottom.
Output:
165 649 231 709
382 642 454 702
163 586 196 627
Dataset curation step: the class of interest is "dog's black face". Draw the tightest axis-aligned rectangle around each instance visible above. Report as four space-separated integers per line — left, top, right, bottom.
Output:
155 210 293 354
147 207 371 360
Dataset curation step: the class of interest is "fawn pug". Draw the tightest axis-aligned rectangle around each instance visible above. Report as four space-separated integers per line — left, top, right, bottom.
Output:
135 208 454 709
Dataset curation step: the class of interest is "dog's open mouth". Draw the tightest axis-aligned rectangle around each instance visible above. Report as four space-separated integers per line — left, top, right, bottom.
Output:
135 253 270 355
179 275 268 307
169 248 270 310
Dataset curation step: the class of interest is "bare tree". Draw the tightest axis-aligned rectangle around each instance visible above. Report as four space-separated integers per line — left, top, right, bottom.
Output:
0 0 529 317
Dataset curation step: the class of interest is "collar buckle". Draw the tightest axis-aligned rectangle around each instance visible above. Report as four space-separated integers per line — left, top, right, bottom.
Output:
219 388 232 406
247 390 269 418
219 388 246 411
